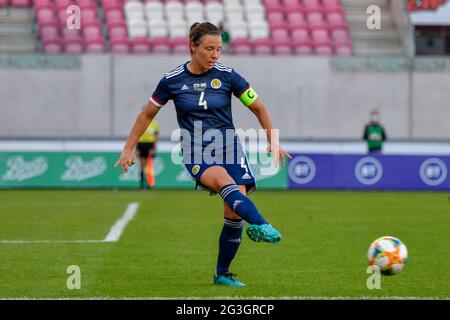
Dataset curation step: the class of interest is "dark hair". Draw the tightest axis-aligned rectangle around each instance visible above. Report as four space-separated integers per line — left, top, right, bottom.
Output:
189 22 221 54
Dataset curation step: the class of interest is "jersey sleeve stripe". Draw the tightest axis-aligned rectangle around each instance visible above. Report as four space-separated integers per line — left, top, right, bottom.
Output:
150 96 164 108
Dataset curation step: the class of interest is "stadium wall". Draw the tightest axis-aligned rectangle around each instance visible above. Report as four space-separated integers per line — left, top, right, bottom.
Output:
1 55 450 140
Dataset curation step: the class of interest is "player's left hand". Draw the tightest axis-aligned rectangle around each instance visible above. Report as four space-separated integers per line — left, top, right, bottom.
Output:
267 144 292 168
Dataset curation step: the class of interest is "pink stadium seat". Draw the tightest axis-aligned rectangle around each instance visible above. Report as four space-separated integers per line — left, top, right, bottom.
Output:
322 0 343 12
111 39 130 54
75 0 95 6
42 39 62 53
331 28 350 44
11 0 31 7
303 0 321 11
80 5 98 23
82 21 103 40
334 43 353 56
39 23 59 40
314 42 333 55
326 11 347 29
230 39 252 55
40 31 60 42
271 28 292 55
292 28 313 55
85 38 105 53
64 38 84 53
172 37 189 54
36 6 57 24
264 1 284 14
281 0 302 12
306 10 327 29
104 5 124 24
34 0 53 7
286 11 307 31
108 21 128 40
267 11 288 30
54 0 72 11
252 38 272 55
39 21 59 38
62 28 82 41
150 37 171 54
0 0 8 7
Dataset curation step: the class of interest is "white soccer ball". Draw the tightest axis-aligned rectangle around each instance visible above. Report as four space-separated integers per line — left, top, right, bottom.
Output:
368 236 408 275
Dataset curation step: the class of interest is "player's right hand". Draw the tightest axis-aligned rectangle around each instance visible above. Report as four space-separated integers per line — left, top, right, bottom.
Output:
114 149 136 173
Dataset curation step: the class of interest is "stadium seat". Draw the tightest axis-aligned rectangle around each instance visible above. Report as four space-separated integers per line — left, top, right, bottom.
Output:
85 38 105 53
11 0 31 8
227 20 248 41
148 19 168 39
249 20 269 40
230 38 252 54
185 2 204 25
252 38 272 55
62 28 82 41
64 38 84 53
271 27 292 54
322 0 343 12
128 19 148 38
104 5 124 25
150 37 171 53
145 0 164 22
281 0 302 12
111 38 130 53
172 37 189 54
165 0 184 21
334 42 352 56
286 10 307 30
205 2 224 26
42 39 62 53
168 20 187 39
108 21 128 40
267 10 288 30
82 21 103 40
130 36 151 53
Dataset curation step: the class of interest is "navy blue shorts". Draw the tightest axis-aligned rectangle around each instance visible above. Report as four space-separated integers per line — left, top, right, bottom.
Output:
184 155 256 195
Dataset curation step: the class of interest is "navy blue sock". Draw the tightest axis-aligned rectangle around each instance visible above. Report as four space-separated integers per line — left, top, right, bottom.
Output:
219 184 268 225
217 218 243 275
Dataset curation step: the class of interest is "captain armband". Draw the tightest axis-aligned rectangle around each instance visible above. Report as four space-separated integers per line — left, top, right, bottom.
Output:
239 87 258 107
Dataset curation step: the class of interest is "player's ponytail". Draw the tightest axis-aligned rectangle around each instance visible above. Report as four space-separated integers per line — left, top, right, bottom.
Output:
189 22 221 55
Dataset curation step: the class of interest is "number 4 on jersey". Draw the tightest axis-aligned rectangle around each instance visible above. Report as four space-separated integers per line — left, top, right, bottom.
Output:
198 92 208 110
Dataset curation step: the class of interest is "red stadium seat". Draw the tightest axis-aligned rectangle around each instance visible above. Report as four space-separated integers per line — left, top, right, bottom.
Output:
104 5 124 24
42 39 63 53
82 21 102 40
303 0 321 11
267 11 288 30
0 0 8 7
322 0 343 12
39 21 59 38
271 27 292 55
281 0 302 12
62 28 82 41
36 6 57 24
11 0 31 8
326 11 347 29
286 11 307 31
253 38 272 55
306 10 328 29
108 21 128 40
171 37 189 54
230 39 252 55
85 38 105 53
331 28 350 44
111 39 130 54
334 43 353 56
150 37 171 54
131 37 151 54
54 0 73 11
64 38 84 53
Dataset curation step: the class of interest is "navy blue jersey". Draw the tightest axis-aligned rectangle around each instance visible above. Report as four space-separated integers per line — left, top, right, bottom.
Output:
149 62 249 135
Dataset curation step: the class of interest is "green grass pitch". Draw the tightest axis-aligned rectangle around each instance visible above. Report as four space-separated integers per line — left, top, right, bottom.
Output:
0 189 449 299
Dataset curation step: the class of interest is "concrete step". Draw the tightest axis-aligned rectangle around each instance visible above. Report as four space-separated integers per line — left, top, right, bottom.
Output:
352 41 404 56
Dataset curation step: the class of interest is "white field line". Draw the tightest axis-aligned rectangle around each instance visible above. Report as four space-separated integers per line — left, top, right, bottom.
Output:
0 296 447 300
0 202 139 244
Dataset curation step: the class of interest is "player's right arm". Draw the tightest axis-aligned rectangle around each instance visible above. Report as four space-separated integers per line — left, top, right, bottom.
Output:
115 102 160 173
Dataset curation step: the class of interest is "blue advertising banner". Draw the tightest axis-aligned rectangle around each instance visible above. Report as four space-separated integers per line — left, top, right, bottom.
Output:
288 154 450 190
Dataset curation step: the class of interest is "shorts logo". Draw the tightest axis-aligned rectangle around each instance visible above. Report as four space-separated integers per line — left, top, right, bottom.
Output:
210 79 221 89
192 165 200 175
355 157 383 185
242 172 252 180
420 158 447 186
288 156 316 184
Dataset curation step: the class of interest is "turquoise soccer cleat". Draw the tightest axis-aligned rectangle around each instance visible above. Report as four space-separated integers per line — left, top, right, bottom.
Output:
246 224 281 244
213 272 246 287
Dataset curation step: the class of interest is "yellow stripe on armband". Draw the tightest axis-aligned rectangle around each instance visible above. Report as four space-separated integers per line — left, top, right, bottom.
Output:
239 87 258 107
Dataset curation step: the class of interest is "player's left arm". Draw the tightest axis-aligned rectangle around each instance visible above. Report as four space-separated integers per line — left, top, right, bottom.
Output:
246 97 292 168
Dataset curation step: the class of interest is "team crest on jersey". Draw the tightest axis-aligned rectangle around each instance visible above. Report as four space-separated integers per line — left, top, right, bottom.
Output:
192 165 200 175
210 79 222 89
193 83 207 92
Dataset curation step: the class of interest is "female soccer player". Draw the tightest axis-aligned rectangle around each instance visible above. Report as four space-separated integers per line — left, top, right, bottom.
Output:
115 22 291 287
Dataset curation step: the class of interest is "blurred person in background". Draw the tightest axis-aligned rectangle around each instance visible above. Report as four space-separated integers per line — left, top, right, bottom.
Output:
363 109 387 153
